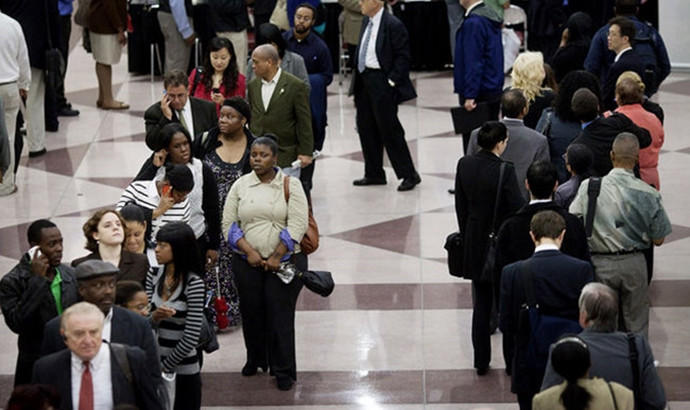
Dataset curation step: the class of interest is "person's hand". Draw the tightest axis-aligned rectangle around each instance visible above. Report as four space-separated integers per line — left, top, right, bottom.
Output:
464 99 476 111
151 305 176 323
265 254 282 271
19 89 27 99
297 155 312 167
205 249 218 269
153 149 168 167
153 188 175 218
184 33 196 47
160 93 173 120
211 91 224 105
30 248 50 277
559 28 569 47
246 249 263 268
117 30 127 46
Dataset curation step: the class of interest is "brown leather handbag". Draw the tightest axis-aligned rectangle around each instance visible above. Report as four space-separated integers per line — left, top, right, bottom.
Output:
283 176 319 255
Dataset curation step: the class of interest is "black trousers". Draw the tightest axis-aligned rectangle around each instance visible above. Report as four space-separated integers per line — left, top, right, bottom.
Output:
232 252 306 381
458 93 501 155
354 69 416 180
471 279 495 369
174 372 202 410
57 14 71 109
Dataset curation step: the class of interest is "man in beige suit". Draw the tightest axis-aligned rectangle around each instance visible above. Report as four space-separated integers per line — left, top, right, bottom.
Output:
247 44 313 172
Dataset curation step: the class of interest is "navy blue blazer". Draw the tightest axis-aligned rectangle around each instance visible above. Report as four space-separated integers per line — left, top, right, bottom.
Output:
349 10 416 104
41 306 161 382
33 344 163 410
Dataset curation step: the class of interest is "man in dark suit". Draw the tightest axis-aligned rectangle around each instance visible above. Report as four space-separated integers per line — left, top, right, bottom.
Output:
600 17 647 111
144 69 218 150
247 44 314 172
0 219 80 386
41 260 161 386
499 210 593 409
496 160 590 374
348 0 420 192
570 87 650 177
33 302 163 410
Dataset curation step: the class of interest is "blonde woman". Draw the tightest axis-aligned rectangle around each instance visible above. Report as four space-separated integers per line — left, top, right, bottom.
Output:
510 52 556 129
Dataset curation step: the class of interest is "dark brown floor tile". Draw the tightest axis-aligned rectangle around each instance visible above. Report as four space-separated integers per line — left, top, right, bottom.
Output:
425 369 515 403
297 283 422 311
658 367 690 401
0 375 13 407
649 280 690 307
330 215 421 256
339 140 420 165
97 132 146 143
80 177 133 190
19 144 90 177
201 370 424 406
428 205 456 213
423 130 458 138
0 222 32 260
659 79 690 95
423 283 473 309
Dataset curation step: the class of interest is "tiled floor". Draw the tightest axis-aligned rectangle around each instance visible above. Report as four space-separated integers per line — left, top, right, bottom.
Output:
1 30 690 409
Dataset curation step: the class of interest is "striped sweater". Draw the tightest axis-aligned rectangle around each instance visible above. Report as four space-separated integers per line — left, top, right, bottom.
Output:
146 266 204 374
116 180 190 242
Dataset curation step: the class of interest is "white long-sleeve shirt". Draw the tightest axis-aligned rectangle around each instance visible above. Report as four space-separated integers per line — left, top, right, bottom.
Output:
0 12 31 90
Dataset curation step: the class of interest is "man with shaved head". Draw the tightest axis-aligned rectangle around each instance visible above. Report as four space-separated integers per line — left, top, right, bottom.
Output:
569 132 671 337
247 43 314 174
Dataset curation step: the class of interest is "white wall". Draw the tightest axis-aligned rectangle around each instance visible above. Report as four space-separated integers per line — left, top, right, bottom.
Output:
659 1 690 70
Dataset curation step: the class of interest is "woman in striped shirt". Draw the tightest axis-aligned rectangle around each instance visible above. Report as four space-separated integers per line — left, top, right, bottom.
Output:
116 164 194 244
147 222 205 410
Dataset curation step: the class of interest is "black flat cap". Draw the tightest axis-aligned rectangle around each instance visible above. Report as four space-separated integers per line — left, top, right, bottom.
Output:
75 260 119 280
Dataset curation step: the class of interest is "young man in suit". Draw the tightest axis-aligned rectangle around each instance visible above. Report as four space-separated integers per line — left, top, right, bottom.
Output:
0 219 80 386
349 0 420 192
33 302 163 410
499 210 594 409
247 44 314 171
41 260 161 388
144 69 218 150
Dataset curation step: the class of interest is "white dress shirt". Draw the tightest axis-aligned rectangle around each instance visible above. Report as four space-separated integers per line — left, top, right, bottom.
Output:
71 345 114 410
102 308 113 342
179 97 195 137
362 8 384 70
261 67 282 111
534 243 559 253
0 12 31 89
614 47 633 63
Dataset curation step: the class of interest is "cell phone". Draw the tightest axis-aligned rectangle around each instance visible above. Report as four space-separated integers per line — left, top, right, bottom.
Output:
29 245 42 259
162 184 172 196
212 88 220 94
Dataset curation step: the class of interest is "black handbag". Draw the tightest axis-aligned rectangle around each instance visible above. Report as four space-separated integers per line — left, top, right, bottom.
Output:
478 162 506 283
44 0 65 90
444 232 464 278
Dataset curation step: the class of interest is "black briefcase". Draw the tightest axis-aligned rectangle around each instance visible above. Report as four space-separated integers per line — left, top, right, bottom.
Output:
450 103 490 135
444 232 464 278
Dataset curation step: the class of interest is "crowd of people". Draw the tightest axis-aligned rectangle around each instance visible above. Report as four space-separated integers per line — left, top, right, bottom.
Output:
0 0 676 408
452 0 671 408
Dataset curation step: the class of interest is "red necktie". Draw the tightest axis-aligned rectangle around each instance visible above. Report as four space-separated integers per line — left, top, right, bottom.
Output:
79 361 94 410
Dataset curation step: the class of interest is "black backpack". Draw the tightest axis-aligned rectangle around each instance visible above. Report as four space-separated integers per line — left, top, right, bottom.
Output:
633 22 660 95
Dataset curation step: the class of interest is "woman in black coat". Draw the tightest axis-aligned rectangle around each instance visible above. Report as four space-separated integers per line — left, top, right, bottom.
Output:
454 121 524 375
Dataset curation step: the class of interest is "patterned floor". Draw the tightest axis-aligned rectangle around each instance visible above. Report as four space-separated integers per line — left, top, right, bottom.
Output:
1 30 690 409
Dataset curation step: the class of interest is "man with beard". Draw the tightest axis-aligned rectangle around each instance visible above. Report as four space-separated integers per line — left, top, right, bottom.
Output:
40 260 161 386
0 219 79 385
283 3 333 194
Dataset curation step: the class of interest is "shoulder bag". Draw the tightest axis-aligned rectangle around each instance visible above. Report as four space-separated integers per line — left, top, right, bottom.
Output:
283 176 319 255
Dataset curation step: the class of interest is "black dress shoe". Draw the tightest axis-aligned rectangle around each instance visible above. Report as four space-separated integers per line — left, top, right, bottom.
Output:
58 106 80 117
353 177 387 186
476 366 489 376
29 148 47 158
241 362 267 376
397 174 421 191
277 377 294 391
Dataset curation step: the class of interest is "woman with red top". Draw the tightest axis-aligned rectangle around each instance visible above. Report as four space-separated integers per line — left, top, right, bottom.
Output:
188 37 246 108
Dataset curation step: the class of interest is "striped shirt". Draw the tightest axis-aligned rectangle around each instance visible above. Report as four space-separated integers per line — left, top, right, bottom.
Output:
146 267 204 375
116 180 190 242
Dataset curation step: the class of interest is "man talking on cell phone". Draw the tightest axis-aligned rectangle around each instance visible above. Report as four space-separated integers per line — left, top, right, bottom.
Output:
0 219 80 386
144 69 218 151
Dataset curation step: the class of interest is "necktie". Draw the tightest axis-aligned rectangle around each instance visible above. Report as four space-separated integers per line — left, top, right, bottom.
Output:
178 109 189 133
358 20 374 73
79 361 94 410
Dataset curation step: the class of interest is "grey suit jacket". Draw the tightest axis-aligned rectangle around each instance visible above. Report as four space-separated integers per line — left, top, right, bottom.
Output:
248 70 313 168
33 344 164 410
469 118 550 201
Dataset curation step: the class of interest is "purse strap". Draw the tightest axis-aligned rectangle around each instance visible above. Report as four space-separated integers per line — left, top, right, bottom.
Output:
607 381 619 410
283 175 290 203
489 162 507 235
44 0 54 49
585 177 602 238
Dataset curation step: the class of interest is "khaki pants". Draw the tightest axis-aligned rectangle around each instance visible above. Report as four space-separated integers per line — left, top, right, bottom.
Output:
157 12 193 74
0 82 19 195
592 253 649 336
26 68 45 153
